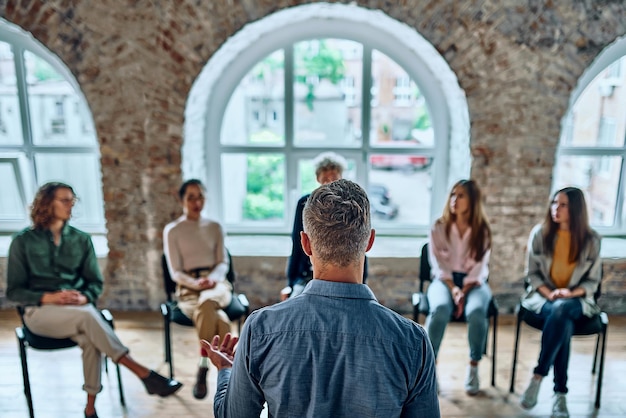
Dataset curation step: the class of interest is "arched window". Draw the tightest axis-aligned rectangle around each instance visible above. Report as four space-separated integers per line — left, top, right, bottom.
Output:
554 37 626 234
219 39 437 233
184 4 469 252
0 19 105 234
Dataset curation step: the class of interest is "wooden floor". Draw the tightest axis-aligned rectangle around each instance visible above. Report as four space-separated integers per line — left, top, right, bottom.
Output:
1 309 625 418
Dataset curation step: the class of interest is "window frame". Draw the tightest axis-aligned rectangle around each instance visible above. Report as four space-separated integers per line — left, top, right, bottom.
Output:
0 18 105 233
204 32 451 237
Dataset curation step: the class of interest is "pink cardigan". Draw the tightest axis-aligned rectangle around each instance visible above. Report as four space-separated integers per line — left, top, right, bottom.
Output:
428 221 490 286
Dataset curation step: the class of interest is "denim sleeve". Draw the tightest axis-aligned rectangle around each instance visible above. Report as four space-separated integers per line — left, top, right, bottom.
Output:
213 319 266 418
401 326 441 418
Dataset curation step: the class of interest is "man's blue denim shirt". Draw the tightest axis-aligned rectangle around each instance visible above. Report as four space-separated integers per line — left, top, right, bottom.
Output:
214 279 440 418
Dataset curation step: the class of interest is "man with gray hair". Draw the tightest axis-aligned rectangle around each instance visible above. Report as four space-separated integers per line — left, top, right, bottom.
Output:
281 151 368 300
204 179 440 417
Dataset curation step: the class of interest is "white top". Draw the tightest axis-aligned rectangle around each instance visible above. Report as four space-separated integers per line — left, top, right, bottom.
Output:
428 221 490 286
163 215 229 288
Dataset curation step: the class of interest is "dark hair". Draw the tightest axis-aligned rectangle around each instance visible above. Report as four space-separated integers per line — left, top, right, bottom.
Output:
31 182 76 229
439 179 491 262
303 179 371 267
542 187 592 263
178 179 204 199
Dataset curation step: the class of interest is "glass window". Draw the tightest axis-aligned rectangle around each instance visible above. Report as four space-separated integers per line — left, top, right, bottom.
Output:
0 159 26 220
221 50 285 147
0 21 105 233
293 39 363 148
0 40 23 145
554 55 626 232
215 38 437 235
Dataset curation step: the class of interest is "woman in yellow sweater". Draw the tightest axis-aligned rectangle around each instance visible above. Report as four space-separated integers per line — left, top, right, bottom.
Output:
519 187 602 418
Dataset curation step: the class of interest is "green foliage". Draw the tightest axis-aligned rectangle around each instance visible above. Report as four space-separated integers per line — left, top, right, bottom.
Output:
252 52 284 81
243 154 285 220
294 40 345 111
413 105 431 131
33 57 62 82
300 160 317 194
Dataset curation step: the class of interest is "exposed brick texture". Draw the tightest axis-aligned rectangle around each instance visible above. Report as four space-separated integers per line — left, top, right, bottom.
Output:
0 1 625 313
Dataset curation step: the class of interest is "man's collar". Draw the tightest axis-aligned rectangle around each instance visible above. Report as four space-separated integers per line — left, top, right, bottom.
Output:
301 279 377 301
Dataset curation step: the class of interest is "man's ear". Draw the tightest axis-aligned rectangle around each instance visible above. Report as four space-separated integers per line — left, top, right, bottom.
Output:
300 231 313 256
365 229 376 252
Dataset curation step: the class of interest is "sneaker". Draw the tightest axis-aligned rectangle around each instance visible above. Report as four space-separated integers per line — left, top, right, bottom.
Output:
520 377 542 409
464 364 479 395
552 392 569 418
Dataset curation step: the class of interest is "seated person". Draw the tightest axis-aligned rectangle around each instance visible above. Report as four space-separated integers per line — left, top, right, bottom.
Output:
7 182 182 418
281 152 367 300
163 179 232 400
204 179 440 417
426 179 492 395
519 187 602 418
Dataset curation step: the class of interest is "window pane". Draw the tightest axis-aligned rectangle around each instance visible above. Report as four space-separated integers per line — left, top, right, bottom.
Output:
221 153 285 224
369 158 432 225
565 56 626 148
0 41 24 145
34 154 105 227
0 160 26 220
370 50 433 147
24 50 97 146
553 155 622 227
293 39 362 147
221 50 285 146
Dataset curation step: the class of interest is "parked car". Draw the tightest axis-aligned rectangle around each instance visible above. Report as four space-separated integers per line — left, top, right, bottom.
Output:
370 154 432 172
368 183 399 220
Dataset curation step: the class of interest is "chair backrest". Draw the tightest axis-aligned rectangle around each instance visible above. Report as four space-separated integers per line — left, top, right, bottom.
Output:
419 243 432 292
162 249 236 302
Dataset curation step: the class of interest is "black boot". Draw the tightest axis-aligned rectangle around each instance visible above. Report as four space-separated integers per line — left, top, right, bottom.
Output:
193 367 209 399
142 370 183 397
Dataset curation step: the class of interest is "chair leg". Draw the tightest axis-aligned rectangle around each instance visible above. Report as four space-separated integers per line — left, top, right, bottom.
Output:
592 333 600 374
115 362 126 407
595 326 607 409
16 329 34 418
163 315 173 379
491 313 497 387
509 310 523 393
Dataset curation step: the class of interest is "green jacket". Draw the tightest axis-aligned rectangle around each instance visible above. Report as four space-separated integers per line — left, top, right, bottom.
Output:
7 224 103 305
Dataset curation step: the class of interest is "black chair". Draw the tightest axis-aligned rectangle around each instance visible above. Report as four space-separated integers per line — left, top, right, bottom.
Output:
411 243 499 387
509 276 608 409
161 250 250 378
15 306 126 418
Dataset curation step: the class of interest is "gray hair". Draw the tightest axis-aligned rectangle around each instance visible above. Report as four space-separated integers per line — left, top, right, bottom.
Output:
303 179 371 267
313 152 347 177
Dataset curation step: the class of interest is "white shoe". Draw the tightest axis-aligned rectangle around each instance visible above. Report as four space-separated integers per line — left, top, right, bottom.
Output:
552 392 569 418
520 377 542 409
464 365 479 395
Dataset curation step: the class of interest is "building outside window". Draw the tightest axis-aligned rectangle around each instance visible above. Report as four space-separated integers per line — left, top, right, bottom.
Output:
0 19 105 234
218 38 436 235
554 56 626 231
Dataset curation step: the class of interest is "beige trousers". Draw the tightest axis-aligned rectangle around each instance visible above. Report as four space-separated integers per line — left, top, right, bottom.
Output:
23 304 129 395
177 281 233 341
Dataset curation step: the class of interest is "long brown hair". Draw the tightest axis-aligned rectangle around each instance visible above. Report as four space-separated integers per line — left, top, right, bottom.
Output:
439 179 491 261
30 182 75 230
542 187 592 263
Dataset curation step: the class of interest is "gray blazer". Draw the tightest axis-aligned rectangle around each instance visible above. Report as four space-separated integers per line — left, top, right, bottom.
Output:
521 223 602 317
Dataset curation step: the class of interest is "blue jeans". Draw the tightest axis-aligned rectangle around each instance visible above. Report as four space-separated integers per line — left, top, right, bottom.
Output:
425 274 492 362
525 298 583 394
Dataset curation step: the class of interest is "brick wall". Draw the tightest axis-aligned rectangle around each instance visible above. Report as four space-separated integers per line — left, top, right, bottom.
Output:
0 1 624 312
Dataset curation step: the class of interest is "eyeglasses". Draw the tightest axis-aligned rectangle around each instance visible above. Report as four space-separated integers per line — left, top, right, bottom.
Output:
186 195 205 203
55 197 78 206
